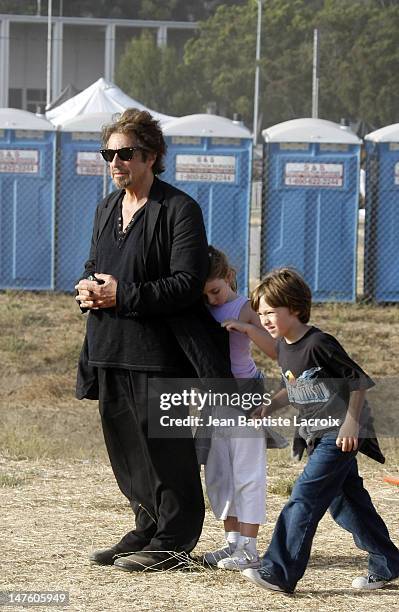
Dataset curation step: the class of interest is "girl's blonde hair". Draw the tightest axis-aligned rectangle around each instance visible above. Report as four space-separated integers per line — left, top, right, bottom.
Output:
207 245 237 291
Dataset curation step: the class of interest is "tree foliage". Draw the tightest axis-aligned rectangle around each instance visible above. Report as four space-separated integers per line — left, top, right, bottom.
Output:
115 32 198 116
0 0 247 20
181 0 399 130
5 0 399 129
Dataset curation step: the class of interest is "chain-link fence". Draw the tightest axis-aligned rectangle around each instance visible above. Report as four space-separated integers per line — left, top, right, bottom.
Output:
259 141 361 303
162 134 253 294
0 128 56 290
54 130 110 292
0 126 398 304
363 138 399 303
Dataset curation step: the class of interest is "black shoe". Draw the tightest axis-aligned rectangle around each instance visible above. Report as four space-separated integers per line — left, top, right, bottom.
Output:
89 544 142 566
242 568 294 594
113 550 190 572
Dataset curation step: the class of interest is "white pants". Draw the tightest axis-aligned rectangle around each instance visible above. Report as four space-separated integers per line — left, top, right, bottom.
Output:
205 423 267 525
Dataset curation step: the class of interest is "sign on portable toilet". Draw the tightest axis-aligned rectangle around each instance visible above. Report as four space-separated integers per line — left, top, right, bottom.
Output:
163 114 253 294
261 119 361 302
55 112 114 292
0 108 56 290
364 123 399 302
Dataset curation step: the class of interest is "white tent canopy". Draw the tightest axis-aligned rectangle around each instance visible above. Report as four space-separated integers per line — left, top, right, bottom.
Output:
46 77 176 127
58 111 115 133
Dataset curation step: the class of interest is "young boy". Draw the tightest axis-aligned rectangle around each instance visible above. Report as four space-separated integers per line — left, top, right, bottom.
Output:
223 267 399 594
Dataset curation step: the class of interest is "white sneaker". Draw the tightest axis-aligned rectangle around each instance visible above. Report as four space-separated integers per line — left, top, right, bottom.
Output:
352 574 389 590
217 545 260 571
203 542 235 566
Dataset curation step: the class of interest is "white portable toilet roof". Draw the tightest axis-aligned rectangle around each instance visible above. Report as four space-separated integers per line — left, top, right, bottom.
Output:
262 118 360 144
46 77 175 127
364 123 399 143
163 114 252 138
0 108 55 130
59 111 115 133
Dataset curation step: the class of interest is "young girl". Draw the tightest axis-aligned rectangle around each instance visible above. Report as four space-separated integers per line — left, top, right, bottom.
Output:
202 246 281 571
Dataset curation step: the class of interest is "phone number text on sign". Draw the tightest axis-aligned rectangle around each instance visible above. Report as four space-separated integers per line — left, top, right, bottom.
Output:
175 155 236 183
284 162 344 187
76 152 104 176
0 149 39 173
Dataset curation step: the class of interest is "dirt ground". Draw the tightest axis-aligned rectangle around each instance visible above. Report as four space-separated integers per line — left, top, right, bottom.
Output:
2 449 399 612
1 292 399 611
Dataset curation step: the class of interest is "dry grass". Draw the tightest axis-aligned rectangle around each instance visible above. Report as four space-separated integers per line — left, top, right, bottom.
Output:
1 292 399 611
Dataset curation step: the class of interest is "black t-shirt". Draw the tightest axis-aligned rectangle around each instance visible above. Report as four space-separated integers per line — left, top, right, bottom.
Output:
277 326 375 439
86 195 187 372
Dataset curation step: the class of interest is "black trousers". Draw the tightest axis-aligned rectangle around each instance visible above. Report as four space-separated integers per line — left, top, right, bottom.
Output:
98 368 205 553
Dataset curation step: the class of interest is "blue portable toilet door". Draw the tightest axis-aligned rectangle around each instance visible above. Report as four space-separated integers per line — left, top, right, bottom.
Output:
163 143 251 294
374 144 399 301
0 141 55 290
264 145 359 302
55 136 108 292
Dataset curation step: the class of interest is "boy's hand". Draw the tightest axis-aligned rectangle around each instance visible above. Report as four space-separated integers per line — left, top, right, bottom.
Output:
222 319 252 334
250 405 268 418
336 389 364 452
336 419 359 452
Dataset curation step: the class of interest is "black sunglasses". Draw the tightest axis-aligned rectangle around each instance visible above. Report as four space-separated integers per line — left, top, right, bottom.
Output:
100 146 142 162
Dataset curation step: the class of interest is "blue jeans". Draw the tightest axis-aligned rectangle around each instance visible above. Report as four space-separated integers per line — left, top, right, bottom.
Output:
262 433 399 592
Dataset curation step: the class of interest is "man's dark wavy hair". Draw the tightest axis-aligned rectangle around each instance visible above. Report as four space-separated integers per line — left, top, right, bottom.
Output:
102 108 167 175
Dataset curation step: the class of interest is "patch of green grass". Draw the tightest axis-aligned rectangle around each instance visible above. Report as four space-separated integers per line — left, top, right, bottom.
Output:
0 473 26 487
269 477 295 497
0 336 32 355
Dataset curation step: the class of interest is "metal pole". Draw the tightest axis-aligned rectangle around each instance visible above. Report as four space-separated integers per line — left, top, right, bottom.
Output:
312 28 320 118
253 0 263 146
46 0 53 109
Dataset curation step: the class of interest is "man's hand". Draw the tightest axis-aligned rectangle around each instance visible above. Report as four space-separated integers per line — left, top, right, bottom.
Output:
336 418 359 452
75 273 117 309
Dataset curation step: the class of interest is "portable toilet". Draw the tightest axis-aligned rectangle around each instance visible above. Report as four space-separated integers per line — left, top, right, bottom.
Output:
0 108 56 290
261 118 361 302
364 124 399 302
163 114 253 294
55 112 114 291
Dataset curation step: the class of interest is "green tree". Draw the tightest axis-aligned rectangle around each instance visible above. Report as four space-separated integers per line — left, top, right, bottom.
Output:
183 0 319 129
316 0 399 126
115 32 198 116
183 0 399 130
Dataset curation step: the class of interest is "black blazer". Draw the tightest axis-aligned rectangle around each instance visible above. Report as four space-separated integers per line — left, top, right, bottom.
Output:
76 176 232 400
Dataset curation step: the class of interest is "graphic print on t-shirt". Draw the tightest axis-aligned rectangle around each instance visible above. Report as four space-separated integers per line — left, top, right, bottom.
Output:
282 366 331 405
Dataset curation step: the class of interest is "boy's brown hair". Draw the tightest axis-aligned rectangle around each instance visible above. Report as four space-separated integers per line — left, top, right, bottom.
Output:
251 267 312 323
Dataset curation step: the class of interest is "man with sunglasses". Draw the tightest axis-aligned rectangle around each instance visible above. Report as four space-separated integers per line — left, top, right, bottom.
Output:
75 108 231 572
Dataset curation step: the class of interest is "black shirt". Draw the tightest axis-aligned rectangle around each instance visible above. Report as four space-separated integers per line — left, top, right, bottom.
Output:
277 326 375 439
86 194 187 372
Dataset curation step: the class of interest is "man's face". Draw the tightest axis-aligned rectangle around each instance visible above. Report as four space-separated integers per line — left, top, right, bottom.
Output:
107 132 156 190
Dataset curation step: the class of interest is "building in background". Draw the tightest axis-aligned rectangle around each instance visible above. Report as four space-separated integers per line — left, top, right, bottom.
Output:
0 13 197 111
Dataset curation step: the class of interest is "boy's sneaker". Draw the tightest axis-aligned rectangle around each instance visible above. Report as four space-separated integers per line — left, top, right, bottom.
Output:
217 546 260 571
352 574 389 590
203 542 235 567
242 568 293 594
